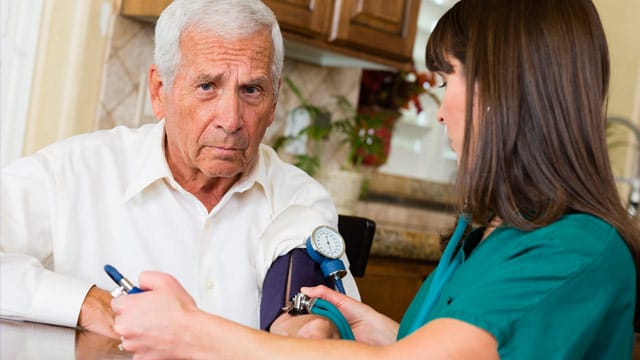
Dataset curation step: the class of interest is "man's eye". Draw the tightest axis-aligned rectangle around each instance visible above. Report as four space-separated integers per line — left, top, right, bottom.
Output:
438 82 448 89
198 83 214 91
243 85 262 96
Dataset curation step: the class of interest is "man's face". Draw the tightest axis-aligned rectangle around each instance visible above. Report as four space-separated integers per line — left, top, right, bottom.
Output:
152 28 277 181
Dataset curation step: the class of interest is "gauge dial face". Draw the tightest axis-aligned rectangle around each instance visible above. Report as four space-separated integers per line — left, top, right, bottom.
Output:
311 226 345 259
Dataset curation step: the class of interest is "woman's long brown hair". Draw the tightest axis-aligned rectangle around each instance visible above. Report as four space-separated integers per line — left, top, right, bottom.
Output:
427 0 640 329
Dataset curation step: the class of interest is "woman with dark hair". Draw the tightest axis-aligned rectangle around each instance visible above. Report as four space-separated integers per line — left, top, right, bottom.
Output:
112 0 639 358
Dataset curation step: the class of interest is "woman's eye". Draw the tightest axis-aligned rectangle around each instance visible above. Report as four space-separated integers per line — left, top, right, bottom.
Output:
433 73 447 88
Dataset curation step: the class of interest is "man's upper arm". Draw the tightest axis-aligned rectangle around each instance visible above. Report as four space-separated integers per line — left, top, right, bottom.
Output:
260 248 331 330
1 157 53 256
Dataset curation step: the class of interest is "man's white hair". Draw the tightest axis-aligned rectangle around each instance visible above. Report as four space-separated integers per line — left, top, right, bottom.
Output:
154 0 284 96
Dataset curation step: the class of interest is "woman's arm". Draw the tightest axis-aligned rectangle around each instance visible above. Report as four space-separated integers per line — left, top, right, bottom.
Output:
112 272 498 360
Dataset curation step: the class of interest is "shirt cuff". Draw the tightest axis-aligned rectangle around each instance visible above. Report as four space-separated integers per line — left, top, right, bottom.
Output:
29 270 94 328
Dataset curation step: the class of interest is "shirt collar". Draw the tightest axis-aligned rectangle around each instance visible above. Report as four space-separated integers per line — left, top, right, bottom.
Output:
223 144 270 197
123 121 270 203
123 120 173 202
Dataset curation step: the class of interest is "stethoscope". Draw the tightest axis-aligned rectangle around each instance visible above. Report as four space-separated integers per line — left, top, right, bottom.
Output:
292 225 354 339
399 214 469 337
294 216 469 340
285 292 355 340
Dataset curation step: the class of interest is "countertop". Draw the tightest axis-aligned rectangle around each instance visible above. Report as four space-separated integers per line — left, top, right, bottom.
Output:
366 172 457 209
370 225 443 261
0 318 130 359
353 173 458 261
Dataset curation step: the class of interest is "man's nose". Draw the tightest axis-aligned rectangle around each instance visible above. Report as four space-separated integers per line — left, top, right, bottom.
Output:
215 90 243 133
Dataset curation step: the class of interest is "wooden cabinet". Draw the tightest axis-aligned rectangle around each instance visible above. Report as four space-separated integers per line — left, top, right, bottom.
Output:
120 0 421 70
260 0 332 38
355 256 436 322
120 0 173 23
331 1 419 61
263 0 420 68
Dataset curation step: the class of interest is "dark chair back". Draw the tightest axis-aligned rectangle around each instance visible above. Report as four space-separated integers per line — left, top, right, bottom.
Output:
338 214 376 277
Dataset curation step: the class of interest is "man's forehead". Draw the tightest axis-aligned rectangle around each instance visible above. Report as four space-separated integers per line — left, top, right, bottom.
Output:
179 30 273 72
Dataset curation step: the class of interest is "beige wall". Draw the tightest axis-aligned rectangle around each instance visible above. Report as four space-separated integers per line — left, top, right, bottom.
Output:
594 0 640 122
22 0 115 156
593 0 640 181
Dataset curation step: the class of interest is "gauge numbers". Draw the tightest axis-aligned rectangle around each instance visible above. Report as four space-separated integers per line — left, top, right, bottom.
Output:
311 226 345 259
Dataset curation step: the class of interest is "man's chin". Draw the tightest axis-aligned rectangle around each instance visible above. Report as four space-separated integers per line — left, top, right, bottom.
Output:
200 160 246 178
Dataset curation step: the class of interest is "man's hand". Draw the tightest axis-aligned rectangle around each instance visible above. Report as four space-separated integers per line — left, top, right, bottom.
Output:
77 286 118 338
75 329 125 358
269 312 340 339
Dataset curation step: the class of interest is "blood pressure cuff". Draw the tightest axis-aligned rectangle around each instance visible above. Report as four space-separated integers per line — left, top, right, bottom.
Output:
260 248 332 330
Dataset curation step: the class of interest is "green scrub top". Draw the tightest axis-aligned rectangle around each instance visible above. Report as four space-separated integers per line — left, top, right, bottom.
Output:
398 213 636 359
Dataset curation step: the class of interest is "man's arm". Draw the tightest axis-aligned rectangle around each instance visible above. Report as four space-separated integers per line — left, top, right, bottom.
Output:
1 158 98 330
0 252 95 327
260 249 332 330
269 312 340 339
261 248 344 338
77 286 119 338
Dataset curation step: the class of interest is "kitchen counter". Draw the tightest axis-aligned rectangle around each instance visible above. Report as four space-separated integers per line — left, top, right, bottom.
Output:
353 178 457 261
349 174 457 321
371 225 443 261
366 172 457 209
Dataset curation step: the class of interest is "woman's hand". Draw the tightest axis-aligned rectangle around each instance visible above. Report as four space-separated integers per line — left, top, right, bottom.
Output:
302 285 399 346
111 271 199 358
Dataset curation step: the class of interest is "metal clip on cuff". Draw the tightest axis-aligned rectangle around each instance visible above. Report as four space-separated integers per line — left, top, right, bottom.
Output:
287 293 355 340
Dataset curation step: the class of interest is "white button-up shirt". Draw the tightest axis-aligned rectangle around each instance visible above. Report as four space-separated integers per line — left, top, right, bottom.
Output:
1 121 358 328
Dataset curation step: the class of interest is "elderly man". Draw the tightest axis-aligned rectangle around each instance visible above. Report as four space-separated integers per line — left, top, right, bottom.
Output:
0 0 358 338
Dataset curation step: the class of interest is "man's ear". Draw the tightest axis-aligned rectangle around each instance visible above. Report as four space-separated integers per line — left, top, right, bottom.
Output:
275 78 282 103
148 64 166 119
267 79 282 127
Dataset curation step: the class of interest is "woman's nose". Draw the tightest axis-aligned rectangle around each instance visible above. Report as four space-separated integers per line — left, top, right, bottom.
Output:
436 107 445 124
436 110 444 124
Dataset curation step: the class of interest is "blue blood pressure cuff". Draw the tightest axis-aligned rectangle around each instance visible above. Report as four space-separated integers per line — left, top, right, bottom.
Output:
260 248 332 330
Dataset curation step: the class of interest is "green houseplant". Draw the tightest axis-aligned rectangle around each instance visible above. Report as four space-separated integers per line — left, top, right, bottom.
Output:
273 77 386 177
273 77 387 214
356 69 441 166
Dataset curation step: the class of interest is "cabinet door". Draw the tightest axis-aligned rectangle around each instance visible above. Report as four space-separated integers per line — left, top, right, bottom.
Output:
262 0 331 38
355 256 436 322
329 0 420 61
121 0 174 21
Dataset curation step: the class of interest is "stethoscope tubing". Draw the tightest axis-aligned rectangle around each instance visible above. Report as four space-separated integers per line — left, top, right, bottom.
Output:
404 214 469 335
311 298 355 340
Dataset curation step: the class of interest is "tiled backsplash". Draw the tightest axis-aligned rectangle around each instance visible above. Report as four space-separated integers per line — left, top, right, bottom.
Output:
97 16 155 130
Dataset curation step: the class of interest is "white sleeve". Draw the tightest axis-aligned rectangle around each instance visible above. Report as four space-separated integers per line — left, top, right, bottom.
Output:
1 157 93 327
257 204 361 301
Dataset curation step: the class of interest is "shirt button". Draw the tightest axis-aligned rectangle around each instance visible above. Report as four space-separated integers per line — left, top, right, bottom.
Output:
205 280 215 290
